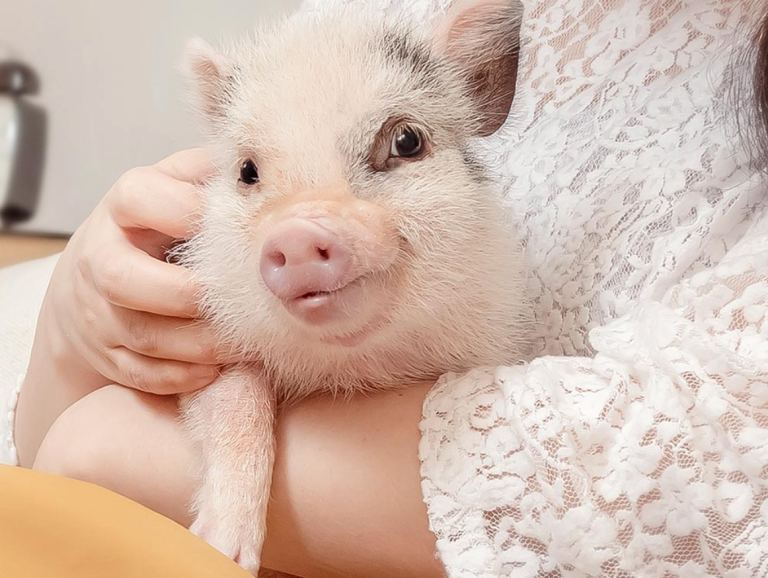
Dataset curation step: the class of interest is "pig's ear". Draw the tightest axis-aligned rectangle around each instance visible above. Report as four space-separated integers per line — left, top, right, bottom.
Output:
432 0 522 136
182 38 238 122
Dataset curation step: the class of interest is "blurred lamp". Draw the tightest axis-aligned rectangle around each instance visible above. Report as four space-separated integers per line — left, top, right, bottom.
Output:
0 61 46 226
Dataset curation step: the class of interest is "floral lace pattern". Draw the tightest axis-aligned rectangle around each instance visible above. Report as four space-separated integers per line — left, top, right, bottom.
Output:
420 215 768 576
1 373 23 466
303 0 768 575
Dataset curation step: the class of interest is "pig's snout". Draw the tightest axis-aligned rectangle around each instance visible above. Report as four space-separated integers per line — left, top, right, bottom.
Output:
260 219 353 302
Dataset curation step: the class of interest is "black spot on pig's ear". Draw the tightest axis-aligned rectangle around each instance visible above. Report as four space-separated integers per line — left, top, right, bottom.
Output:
433 0 522 137
183 38 238 122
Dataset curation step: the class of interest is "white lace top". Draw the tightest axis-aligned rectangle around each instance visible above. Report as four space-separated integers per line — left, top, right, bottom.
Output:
304 0 768 576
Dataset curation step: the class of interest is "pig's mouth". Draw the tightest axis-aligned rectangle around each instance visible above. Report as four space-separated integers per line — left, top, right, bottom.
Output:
285 275 369 325
298 290 331 300
295 274 366 301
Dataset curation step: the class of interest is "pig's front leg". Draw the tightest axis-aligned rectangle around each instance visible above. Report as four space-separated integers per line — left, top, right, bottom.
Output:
180 365 275 574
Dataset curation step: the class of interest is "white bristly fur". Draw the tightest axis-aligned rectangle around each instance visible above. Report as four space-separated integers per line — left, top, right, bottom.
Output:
177 0 528 573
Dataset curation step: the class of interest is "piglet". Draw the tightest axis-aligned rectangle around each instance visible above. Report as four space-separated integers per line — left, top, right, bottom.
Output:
178 0 526 573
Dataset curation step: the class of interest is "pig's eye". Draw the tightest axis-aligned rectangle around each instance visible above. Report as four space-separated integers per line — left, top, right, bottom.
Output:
390 125 425 158
239 159 260 185
369 118 431 171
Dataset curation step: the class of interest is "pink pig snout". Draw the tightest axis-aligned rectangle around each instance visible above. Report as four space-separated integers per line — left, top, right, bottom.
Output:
260 218 353 302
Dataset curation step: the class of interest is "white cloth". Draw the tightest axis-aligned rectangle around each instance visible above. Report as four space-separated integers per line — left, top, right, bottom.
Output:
0 254 59 465
303 0 768 576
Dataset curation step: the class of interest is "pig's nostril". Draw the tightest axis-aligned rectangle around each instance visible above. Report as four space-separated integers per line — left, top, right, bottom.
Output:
269 251 287 267
317 247 330 261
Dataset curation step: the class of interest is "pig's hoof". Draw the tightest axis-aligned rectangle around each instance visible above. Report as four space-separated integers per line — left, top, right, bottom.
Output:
190 513 262 575
234 546 262 575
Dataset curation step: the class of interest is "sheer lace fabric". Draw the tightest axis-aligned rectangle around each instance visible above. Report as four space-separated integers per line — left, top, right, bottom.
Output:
303 0 768 575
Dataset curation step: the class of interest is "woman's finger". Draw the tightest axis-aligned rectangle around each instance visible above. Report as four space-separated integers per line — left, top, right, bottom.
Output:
90 245 201 318
103 346 219 395
112 308 227 365
108 167 202 240
153 148 215 184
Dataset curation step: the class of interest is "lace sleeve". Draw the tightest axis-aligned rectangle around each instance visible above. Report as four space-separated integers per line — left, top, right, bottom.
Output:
419 216 768 577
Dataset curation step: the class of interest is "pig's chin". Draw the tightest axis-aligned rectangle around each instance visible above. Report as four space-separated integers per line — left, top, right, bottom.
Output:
318 313 390 348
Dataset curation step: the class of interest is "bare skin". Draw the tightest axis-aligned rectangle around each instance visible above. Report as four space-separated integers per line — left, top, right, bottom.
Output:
32 381 445 578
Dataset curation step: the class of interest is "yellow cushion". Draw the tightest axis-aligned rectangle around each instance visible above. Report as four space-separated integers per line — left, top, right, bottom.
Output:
0 465 250 577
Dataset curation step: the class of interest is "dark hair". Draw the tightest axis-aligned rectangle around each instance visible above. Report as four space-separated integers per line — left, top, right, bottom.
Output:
755 11 768 143
737 9 768 172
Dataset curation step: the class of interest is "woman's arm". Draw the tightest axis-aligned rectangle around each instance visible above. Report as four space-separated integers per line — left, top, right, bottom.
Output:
32 382 445 578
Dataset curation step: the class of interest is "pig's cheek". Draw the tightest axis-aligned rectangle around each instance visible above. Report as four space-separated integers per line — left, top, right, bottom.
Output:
246 201 282 248
350 237 400 276
362 262 409 321
391 207 450 261
347 205 401 273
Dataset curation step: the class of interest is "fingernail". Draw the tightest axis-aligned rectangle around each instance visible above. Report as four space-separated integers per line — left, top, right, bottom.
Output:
191 364 218 381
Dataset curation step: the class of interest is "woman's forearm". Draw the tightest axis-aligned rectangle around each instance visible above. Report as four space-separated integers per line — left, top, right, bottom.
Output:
265 382 443 577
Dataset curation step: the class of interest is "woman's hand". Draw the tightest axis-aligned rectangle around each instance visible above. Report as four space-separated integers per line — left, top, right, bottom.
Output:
16 148 227 465
47 148 225 392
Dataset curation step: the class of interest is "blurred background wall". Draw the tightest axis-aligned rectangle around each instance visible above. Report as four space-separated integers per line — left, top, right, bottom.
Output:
0 0 302 235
